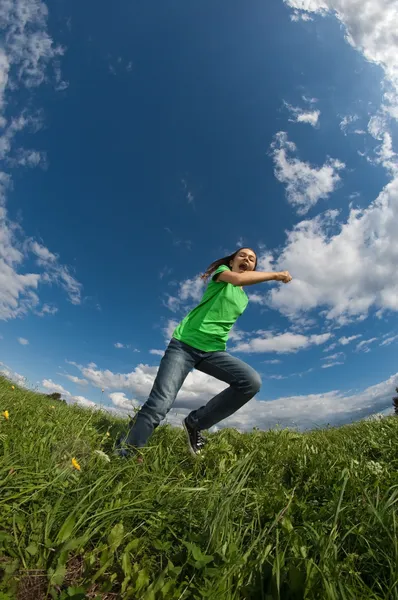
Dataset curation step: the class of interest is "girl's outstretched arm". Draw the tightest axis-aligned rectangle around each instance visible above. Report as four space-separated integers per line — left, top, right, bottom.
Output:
218 270 292 287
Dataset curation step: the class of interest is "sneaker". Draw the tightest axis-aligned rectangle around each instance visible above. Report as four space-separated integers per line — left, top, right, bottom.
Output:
183 418 206 456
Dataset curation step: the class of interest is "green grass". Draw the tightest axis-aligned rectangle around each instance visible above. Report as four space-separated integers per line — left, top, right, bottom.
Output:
1 376 398 600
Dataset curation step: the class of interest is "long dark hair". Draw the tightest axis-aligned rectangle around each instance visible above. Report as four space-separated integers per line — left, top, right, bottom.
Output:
201 247 258 281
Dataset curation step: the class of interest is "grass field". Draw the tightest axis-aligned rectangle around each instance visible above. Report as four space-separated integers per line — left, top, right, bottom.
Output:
0 375 397 600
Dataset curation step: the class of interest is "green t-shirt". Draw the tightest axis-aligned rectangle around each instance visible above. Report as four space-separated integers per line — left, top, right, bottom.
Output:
173 265 248 352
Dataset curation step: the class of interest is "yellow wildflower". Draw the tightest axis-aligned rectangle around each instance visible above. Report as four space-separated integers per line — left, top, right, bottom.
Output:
11 385 15 390
2 410 9 420
51 405 56 409
71 457 81 471
106 431 110 437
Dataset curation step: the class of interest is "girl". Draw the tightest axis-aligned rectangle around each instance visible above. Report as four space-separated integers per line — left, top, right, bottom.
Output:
118 248 292 458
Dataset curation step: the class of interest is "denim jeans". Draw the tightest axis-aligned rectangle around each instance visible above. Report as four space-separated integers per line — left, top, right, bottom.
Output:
123 337 262 448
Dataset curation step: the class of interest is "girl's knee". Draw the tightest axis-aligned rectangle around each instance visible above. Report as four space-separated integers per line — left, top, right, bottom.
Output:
250 371 262 395
239 369 261 396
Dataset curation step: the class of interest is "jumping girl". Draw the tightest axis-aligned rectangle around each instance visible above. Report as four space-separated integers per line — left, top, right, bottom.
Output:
118 248 292 458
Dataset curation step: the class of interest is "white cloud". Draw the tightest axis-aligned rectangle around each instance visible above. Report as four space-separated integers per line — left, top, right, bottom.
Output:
1 0 64 89
35 303 58 317
11 148 46 168
181 179 195 204
284 0 398 119
149 349 164 356
30 240 56 262
302 95 318 104
0 1 82 322
71 395 95 408
0 362 27 387
356 337 378 352
17 336 29 345
42 378 71 397
339 114 359 134
31 241 82 305
232 331 331 354
247 292 268 305
284 102 320 127
67 360 227 411
220 372 398 431
270 132 345 214
339 334 362 346
21 367 398 431
163 319 179 343
114 342 129 349
380 334 398 346
367 116 398 176
64 374 88 386
109 392 140 412
322 352 345 361
321 361 344 369
263 359 282 364
165 275 204 313
263 174 398 324
228 326 246 343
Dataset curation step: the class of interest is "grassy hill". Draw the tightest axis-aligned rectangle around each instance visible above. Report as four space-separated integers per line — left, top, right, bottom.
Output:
0 376 397 600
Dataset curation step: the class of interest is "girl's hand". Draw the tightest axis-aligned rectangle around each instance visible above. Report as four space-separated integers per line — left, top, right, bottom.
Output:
276 271 292 283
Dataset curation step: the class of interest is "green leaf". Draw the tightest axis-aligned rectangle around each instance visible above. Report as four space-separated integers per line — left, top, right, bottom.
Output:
185 542 213 565
124 538 140 553
57 515 76 543
122 551 132 577
135 568 150 592
26 542 38 556
107 522 124 551
49 564 67 586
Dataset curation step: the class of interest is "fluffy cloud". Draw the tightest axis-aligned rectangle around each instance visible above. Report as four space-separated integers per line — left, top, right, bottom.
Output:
232 331 331 354
263 173 398 324
0 1 82 321
42 378 71 397
64 374 88 386
109 392 140 412
114 342 129 349
325 335 362 352
284 102 320 127
31 241 82 305
284 0 398 118
35 303 58 317
270 132 345 214
67 360 227 410
30 366 398 431
165 275 204 313
0 361 27 387
221 372 398 431
163 319 179 343
17 336 29 345
71 395 96 408
150 349 164 356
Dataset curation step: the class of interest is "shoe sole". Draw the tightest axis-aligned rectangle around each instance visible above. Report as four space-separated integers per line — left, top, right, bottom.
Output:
183 419 200 457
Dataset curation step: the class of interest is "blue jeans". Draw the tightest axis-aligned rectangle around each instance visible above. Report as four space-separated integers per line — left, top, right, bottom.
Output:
124 337 261 448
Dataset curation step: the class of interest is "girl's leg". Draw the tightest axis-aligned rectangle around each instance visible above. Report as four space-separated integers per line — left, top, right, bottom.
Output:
124 339 196 448
187 352 261 431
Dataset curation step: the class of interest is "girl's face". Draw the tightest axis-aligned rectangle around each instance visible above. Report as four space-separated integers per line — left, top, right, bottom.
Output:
230 248 257 273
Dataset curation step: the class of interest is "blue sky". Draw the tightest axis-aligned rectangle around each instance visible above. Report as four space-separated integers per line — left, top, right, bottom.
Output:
1 0 398 431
